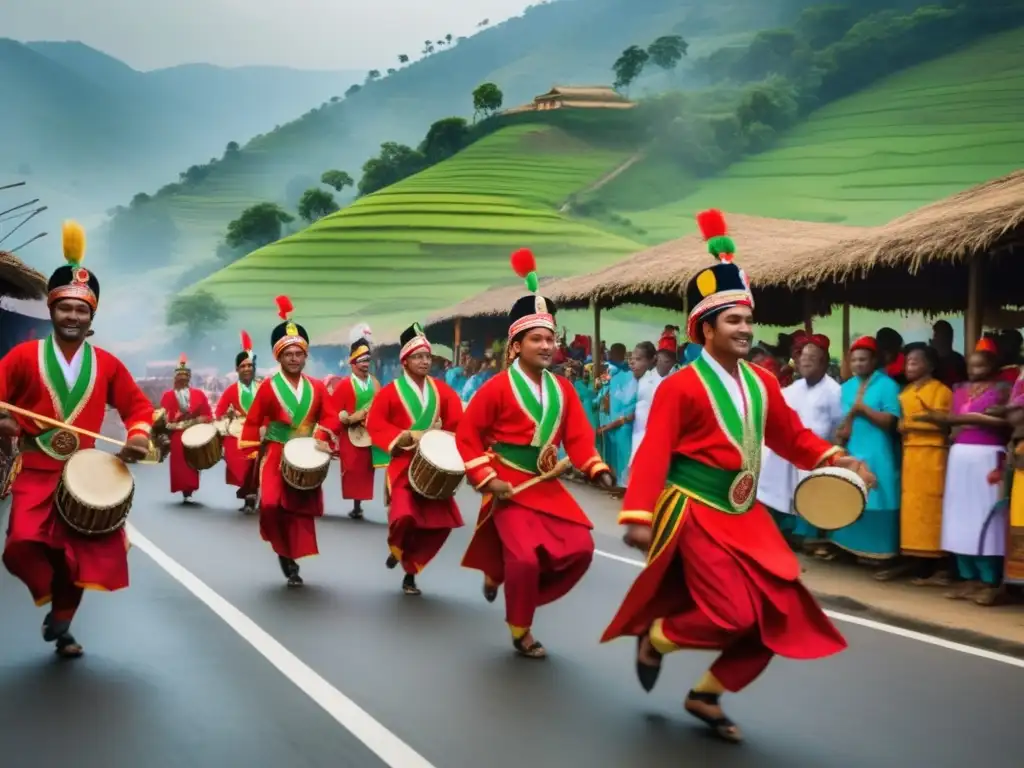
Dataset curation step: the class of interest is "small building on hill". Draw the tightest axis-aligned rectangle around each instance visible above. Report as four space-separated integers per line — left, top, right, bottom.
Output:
503 86 635 115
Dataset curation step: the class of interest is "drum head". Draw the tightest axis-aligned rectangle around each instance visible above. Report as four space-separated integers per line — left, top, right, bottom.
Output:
283 437 330 468
182 422 219 447
64 449 134 507
228 420 243 439
348 424 371 448
418 430 464 472
793 468 866 531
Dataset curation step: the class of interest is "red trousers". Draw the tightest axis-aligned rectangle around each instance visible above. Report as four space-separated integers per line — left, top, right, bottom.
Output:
492 503 594 631
258 443 321 560
4 467 129 621
168 432 200 494
222 436 257 500
387 482 462 574
339 444 374 501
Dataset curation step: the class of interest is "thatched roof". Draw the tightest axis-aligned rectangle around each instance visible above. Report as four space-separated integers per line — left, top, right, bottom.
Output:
0 250 48 300
537 86 628 102
755 170 1024 313
550 215 866 326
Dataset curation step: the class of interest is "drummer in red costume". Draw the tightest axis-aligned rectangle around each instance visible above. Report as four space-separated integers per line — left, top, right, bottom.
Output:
215 331 260 514
0 221 153 658
601 210 876 743
160 355 213 502
238 297 340 586
366 323 463 596
330 327 387 520
457 249 614 659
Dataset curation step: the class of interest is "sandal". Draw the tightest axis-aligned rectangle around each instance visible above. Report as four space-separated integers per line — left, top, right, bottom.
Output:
635 634 662 692
513 636 546 659
684 691 743 744
482 578 498 603
402 574 421 596
972 585 1006 606
385 553 399 570
348 508 364 520
55 632 84 659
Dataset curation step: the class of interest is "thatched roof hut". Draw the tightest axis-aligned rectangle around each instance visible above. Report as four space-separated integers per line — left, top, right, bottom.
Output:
755 170 1024 315
0 250 48 300
550 215 865 326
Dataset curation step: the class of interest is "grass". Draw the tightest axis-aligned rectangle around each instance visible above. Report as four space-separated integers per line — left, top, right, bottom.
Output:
192 123 645 338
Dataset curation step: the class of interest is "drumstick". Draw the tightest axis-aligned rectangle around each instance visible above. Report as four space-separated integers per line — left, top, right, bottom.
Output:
0 400 129 449
508 457 573 497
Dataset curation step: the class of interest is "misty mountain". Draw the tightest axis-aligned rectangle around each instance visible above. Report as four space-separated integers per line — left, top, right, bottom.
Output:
0 38 360 210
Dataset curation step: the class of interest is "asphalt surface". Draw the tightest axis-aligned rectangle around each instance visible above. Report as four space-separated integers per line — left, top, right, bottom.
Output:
1 462 1020 768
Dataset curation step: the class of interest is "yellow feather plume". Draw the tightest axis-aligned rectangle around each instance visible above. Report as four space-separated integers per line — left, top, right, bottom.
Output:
62 220 86 265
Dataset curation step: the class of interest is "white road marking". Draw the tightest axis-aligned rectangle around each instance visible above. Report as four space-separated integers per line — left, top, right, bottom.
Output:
593 548 1024 669
125 523 439 768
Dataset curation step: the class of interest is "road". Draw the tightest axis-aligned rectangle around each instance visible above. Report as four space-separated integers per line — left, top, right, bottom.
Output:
1 463 1020 768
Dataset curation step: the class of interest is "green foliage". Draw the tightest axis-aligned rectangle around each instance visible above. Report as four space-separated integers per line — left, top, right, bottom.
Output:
419 117 471 164
166 289 228 341
612 45 649 91
320 169 354 192
297 188 338 223
472 83 504 120
358 142 428 197
225 202 295 251
345 83 362 97
646 35 689 70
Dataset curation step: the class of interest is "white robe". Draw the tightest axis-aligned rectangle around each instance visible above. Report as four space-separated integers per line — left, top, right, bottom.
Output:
630 368 666 465
756 375 843 514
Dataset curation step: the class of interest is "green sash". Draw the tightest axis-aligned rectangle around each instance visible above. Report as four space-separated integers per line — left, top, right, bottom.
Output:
508 364 563 448
690 356 765 475
267 373 314 443
353 376 389 467
491 443 541 475
666 455 742 513
395 375 438 431
35 336 96 460
238 381 255 413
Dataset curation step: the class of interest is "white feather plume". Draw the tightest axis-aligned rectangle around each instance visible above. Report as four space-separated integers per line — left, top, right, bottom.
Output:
348 322 373 347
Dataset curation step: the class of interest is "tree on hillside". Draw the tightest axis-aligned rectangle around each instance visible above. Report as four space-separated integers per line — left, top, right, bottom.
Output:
647 35 688 71
422 40 435 55
367 69 381 82
445 33 453 45
166 290 228 343
225 141 240 154
321 169 354 192
398 54 409 64
472 82 504 121
613 45 649 92
345 83 362 97
225 202 294 252
298 188 338 223
358 142 426 197
477 18 489 27
797 4 856 50
420 117 470 163
387 68 397 76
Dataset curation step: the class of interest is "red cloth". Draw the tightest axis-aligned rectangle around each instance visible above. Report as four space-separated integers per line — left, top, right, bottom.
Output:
658 327 679 354
850 335 877 354
160 387 213 494
885 352 906 379
330 376 379 501
366 376 464 573
215 383 257 498
996 365 1020 384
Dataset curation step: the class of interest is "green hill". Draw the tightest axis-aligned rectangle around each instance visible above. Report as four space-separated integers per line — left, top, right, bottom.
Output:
604 25 1024 241
193 119 646 338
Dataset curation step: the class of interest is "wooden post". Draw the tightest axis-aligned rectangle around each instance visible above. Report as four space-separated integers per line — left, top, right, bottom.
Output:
802 292 814 334
965 255 984 351
591 299 602 369
840 302 851 380
453 317 462 363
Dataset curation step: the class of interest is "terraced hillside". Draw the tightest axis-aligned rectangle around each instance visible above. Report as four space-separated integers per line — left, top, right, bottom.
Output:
193 123 645 338
607 26 1024 242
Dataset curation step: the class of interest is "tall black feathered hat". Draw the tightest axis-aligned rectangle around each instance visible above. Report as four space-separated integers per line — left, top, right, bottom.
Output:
270 295 309 359
235 330 256 369
399 322 431 363
508 248 556 342
47 221 100 313
685 209 753 344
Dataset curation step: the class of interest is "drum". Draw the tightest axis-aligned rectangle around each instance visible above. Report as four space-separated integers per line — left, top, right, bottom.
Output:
228 418 244 439
347 424 372 448
793 466 867 531
182 423 223 471
281 437 331 491
408 430 465 500
55 449 135 536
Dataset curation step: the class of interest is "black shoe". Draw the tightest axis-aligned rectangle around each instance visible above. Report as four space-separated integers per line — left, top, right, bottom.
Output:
482 579 498 603
402 573 421 596
55 632 84 658
278 555 299 579
41 612 70 643
287 572 304 588
348 505 364 520
635 635 662 692
385 553 399 569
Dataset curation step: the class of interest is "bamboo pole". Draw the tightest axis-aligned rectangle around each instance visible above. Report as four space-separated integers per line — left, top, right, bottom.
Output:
840 302 851 380
453 317 462 362
965 256 984 351
802 292 814 334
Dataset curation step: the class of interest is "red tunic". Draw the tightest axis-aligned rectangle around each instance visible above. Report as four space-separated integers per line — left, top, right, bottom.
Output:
366 374 463 573
0 338 154 606
215 381 258 498
456 367 610 631
329 374 383 501
160 387 213 494
239 373 339 560
601 356 847 689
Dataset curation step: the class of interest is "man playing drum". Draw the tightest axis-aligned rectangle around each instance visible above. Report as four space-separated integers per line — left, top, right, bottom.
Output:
456 249 613 660
215 331 260 514
601 210 875 743
365 323 464 596
160 355 213 502
330 328 386 520
0 221 153 658
238 296 341 587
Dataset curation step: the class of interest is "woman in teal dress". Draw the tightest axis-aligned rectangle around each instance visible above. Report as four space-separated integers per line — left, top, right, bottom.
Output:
444 357 470 399
599 361 638 485
575 364 599 430
829 336 902 561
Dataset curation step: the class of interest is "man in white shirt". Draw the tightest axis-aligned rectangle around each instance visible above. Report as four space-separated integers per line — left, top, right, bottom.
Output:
756 335 842 545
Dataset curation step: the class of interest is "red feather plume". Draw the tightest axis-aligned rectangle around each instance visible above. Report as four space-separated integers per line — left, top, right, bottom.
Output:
510 248 536 278
275 295 293 320
178 353 187 365
695 209 728 240
240 330 252 352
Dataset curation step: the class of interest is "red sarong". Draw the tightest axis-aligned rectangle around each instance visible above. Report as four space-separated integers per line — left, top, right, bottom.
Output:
257 442 322 560
168 431 200 494
4 467 129 619
222 435 257 500
387 482 463 574
338 438 374 501
602 498 846 692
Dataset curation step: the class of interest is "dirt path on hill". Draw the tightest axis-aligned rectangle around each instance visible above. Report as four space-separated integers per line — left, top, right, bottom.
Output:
559 151 645 213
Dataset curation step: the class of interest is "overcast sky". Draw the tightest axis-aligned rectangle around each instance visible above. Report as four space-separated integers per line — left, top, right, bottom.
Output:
1 0 537 70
